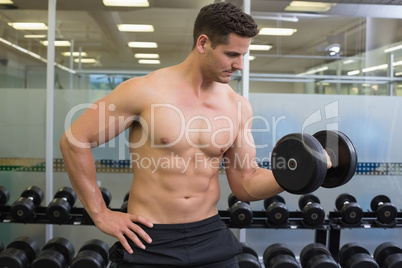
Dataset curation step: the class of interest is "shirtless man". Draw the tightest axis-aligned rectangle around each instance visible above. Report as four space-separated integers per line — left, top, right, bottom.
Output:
60 2 323 267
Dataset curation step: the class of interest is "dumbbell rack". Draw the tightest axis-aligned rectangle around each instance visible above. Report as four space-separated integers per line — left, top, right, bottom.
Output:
327 211 402 260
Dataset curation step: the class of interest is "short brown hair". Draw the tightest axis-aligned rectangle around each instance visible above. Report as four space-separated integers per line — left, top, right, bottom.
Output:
192 2 259 49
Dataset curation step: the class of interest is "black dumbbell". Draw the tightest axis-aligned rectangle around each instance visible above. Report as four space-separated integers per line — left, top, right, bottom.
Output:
298 194 325 226
236 242 261 268
338 242 379 268
264 195 289 226
0 186 10 206
47 187 77 223
0 240 4 253
370 195 397 225
228 193 253 228
83 187 112 224
271 130 357 194
71 239 109 268
10 186 44 221
263 243 300 268
374 242 402 268
120 191 130 213
335 193 363 225
300 243 338 268
32 237 75 268
0 236 40 268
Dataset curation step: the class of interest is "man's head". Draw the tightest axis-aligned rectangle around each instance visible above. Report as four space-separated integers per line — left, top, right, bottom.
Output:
192 2 258 49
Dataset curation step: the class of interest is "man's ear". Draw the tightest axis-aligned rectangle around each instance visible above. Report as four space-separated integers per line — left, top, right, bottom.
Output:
196 34 209 54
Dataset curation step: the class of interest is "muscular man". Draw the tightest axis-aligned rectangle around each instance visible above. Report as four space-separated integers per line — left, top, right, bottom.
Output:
60 2 316 267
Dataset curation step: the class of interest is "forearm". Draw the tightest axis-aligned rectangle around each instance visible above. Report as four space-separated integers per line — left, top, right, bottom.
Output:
240 168 284 202
60 134 107 221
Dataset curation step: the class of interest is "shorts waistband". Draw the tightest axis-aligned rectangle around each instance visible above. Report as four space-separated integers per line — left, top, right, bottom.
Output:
146 214 221 230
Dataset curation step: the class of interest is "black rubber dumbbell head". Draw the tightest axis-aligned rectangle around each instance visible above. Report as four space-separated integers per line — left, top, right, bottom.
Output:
300 243 337 268
374 242 402 268
370 195 397 224
10 186 44 221
339 242 379 268
71 239 109 268
264 195 289 226
236 242 261 268
0 186 10 206
263 243 299 268
335 193 363 225
299 194 325 226
32 237 75 268
0 236 40 268
47 187 77 223
100 187 112 207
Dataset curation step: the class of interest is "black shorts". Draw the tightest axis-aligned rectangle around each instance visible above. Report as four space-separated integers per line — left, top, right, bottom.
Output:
109 214 242 268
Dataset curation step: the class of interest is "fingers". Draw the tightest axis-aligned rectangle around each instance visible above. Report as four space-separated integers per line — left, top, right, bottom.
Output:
119 214 153 254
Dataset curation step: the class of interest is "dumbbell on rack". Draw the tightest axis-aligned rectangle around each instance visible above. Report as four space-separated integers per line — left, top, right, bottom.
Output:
264 195 289 227
298 194 325 227
10 186 44 221
32 237 75 268
374 242 402 268
299 243 338 268
120 191 130 213
338 242 379 268
335 193 363 226
263 243 300 268
236 242 261 268
228 193 253 228
370 195 397 226
46 187 77 223
83 187 112 224
0 236 40 268
0 186 10 206
71 239 109 268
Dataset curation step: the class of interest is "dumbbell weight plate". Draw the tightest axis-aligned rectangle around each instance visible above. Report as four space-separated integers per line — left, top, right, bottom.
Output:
21 186 44 207
370 195 391 211
263 195 286 210
271 133 327 194
300 243 337 268
298 194 321 210
335 193 362 225
339 242 379 268
263 243 299 268
374 242 402 268
370 195 397 224
230 202 253 228
0 186 10 206
54 187 77 207
7 236 40 264
313 130 357 188
47 198 72 223
382 253 402 268
71 239 109 268
335 193 357 211
100 187 112 207
237 243 261 268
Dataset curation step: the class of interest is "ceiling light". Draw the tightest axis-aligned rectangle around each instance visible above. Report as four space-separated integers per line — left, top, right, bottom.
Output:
249 44 272 51
362 64 388 73
0 0 14 4
8 22 48 30
138 59 160 64
249 56 256 61
384 44 402 53
326 43 340 56
62 52 88 57
259 28 297 36
74 58 97 63
285 1 335 12
347 70 360 76
41 40 71 47
134 53 159 59
343 60 354 65
128 41 157 48
118 24 154 32
24 34 47 38
103 0 149 7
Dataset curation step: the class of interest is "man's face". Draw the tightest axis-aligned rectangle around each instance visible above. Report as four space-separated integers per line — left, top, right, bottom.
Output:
203 33 252 84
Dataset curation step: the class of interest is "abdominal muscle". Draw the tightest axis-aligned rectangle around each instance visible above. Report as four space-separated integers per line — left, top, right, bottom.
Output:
126 151 222 224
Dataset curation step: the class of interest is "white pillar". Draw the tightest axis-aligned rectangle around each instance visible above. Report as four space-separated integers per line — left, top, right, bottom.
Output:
242 0 251 100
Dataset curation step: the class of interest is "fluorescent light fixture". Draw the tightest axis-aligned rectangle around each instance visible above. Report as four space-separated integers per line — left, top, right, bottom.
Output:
62 52 88 57
41 40 71 47
384 44 402 53
249 56 256 61
299 66 328 75
24 34 46 38
134 53 159 59
285 1 335 12
362 64 388 73
395 72 402 76
343 60 354 65
128 41 157 48
259 28 297 36
0 0 14 4
347 70 360 76
393 61 402 67
118 24 154 32
103 0 149 7
74 58 97 63
249 44 272 51
8 22 48 30
138 59 160 64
